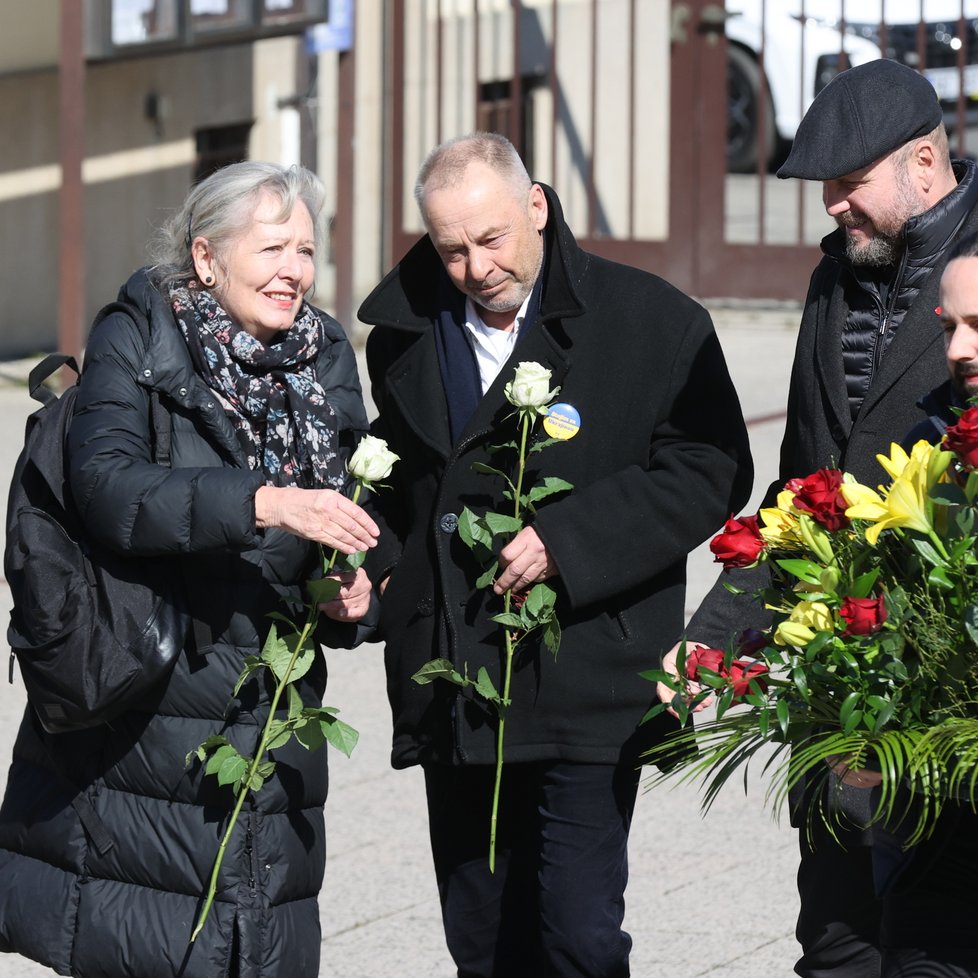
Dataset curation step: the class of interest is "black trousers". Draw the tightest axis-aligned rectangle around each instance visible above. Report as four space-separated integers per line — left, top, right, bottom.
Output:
794 807 978 978
423 760 639 978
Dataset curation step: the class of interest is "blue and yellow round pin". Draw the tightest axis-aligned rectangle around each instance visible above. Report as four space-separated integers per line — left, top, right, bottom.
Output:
543 403 581 440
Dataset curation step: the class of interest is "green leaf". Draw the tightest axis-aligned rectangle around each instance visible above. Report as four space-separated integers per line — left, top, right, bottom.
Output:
287 682 304 721
319 715 359 758
529 436 561 454
293 715 325 752
186 734 229 769
307 576 343 604
458 508 493 553
205 743 239 777
233 656 266 697
331 549 366 572
640 668 676 685
927 565 954 590
491 612 524 629
471 461 512 483
217 752 249 788
474 666 500 703
966 469 978 504
260 624 293 681
543 619 561 658
483 512 523 537
524 582 557 623
475 561 500 590
911 538 945 568
931 484 968 506
256 760 276 780
487 439 519 455
776 698 791 737
281 633 316 684
774 559 825 586
411 658 466 687
265 718 293 752
839 691 861 733
850 569 881 599
523 477 574 506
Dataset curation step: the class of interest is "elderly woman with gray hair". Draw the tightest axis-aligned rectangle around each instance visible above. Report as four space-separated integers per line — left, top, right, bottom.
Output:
0 162 376 978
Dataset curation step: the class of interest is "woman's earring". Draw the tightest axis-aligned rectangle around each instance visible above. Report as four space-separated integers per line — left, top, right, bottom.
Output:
203 274 215 287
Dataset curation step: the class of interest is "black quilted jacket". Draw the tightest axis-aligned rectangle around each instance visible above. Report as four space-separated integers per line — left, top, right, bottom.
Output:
0 268 368 978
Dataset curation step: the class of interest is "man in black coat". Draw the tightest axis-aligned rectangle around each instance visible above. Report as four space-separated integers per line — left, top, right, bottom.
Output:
660 60 978 978
356 132 752 977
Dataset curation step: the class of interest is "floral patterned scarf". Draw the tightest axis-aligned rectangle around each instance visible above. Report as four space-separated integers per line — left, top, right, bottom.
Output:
170 283 346 490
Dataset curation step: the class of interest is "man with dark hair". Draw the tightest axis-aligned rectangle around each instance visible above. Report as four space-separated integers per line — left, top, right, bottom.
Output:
660 59 978 977
355 131 752 978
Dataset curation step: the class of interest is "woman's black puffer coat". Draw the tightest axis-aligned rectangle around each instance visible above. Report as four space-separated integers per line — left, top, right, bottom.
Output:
0 268 368 978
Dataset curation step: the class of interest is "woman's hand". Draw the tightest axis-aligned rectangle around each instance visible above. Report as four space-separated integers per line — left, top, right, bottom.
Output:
319 567 373 622
255 486 379 553
656 640 716 719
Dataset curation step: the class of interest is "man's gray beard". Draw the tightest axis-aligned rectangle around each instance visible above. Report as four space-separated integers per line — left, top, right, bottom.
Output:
846 232 904 268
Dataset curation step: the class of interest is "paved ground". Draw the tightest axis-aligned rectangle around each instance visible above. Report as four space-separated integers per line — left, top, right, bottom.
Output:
0 300 808 977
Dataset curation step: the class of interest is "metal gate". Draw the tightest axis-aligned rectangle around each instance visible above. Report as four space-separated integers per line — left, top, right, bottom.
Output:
384 0 978 302
386 0 820 301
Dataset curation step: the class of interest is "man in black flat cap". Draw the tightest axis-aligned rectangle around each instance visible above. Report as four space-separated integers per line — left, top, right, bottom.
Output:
659 58 978 978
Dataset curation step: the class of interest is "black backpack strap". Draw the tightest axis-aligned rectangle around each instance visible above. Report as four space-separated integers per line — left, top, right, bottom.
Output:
28 355 78 406
27 711 115 856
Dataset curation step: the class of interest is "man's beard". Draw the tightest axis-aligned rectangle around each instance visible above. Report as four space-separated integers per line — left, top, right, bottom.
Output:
844 229 904 267
952 361 978 402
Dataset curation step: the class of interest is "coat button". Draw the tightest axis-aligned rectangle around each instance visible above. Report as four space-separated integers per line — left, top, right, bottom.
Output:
416 596 434 616
439 512 459 534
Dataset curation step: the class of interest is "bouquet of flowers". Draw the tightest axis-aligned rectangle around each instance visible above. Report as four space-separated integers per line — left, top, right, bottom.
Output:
645 410 978 843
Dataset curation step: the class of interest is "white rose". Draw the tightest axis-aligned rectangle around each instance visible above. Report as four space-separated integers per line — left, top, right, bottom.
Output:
504 361 557 410
348 435 399 484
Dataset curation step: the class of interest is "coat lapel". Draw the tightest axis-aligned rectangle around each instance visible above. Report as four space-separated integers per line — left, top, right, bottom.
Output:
454 320 571 450
385 327 454 460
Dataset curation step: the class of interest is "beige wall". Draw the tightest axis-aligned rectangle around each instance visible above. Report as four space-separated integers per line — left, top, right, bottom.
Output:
0 37 306 357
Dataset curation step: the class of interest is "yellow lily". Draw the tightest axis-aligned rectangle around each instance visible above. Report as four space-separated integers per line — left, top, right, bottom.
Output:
842 472 932 546
758 489 803 549
774 600 834 647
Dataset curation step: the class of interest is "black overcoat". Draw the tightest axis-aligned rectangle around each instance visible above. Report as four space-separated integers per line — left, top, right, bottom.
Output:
0 269 368 978
358 187 753 770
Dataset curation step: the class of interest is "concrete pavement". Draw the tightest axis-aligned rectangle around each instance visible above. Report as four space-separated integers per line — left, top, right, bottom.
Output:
0 301 806 977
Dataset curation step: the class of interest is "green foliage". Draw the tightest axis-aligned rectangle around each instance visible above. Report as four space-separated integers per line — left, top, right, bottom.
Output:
408 361 573 872
643 446 978 844
186 470 394 942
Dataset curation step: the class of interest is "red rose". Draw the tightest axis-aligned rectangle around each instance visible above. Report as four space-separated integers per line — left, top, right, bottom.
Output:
729 659 770 701
790 468 850 531
944 407 978 469
839 595 888 636
684 647 727 682
709 514 766 570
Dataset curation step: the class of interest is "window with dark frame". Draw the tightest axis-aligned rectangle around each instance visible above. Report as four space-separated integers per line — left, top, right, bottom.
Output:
477 75 545 175
194 122 253 183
